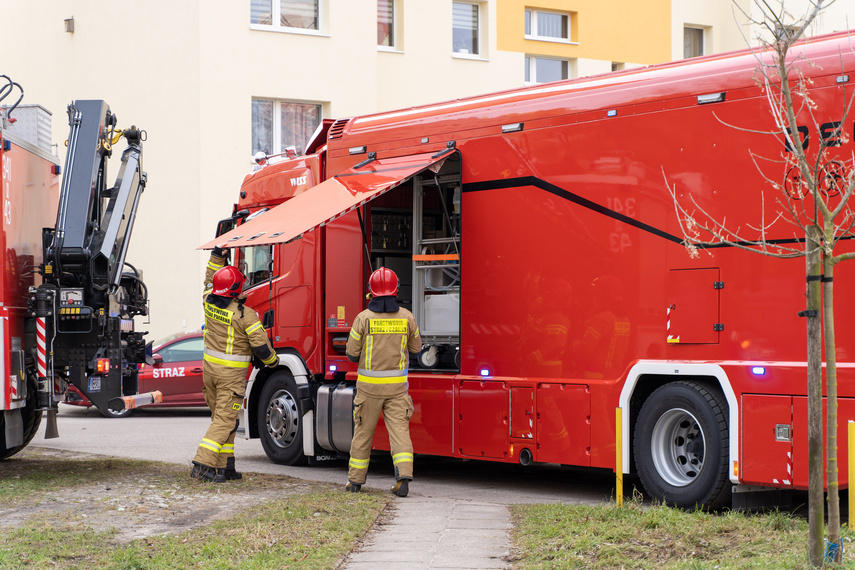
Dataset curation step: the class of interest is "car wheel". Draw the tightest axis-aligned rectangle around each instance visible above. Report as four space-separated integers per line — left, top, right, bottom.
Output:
633 381 730 510
99 405 132 419
257 370 307 465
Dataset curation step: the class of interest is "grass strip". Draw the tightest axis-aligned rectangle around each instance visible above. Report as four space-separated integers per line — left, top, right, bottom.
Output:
511 498 855 569
0 490 388 569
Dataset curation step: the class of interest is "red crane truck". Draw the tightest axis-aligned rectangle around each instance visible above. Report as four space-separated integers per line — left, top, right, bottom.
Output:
205 32 855 509
1 79 151 460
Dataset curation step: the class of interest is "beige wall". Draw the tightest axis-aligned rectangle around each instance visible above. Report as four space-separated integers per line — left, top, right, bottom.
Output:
2 0 522 340
673 0 855 60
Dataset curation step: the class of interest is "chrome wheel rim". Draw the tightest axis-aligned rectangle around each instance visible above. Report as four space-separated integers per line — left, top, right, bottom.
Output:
265 389 299 448
650 408 705 487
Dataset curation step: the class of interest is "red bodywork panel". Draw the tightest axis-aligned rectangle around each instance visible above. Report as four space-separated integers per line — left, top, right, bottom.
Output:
228 32 855 490
0 133 59 410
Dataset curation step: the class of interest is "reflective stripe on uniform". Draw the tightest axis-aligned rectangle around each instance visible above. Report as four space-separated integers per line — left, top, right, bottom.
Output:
203 348 251 368
246 321 263 335
357 373 407 384
203 355 250 368
392 452 413 465
227 324 235 354
204 348 251 362
262 352 278 366
198 438 222 453
349 329 361 341
349 457 369 469
208 260 225 271
221 443 235 455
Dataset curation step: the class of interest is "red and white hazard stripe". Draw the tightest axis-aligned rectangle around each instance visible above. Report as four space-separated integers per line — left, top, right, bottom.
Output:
37 317 47 378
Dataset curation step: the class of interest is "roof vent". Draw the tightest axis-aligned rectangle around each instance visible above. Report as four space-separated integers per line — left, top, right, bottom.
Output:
328 118 350 140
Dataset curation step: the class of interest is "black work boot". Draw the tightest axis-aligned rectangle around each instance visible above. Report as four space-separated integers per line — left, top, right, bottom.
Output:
190 461 226 483
391 478 410 497
225 457 242 481
190 461 215 482
345 481 362 493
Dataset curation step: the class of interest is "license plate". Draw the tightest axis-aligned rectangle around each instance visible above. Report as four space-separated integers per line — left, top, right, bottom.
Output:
89 377 101 392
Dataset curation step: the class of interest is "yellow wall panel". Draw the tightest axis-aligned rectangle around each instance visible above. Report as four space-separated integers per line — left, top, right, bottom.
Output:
498 0 671 64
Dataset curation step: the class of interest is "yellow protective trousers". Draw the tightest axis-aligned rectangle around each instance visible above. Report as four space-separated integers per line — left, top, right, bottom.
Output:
348 390 414 485
192 362 245 469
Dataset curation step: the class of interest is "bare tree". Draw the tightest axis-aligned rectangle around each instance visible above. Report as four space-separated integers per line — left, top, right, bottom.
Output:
667 0 854 564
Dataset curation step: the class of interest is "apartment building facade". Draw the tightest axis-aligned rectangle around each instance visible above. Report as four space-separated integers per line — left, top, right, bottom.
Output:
2 0 852 338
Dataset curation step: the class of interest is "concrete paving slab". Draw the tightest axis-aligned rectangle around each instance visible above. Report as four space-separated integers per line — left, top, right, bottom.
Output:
342 497 512 569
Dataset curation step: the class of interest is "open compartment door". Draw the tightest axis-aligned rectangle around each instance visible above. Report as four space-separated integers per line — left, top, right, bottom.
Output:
199 149 454 250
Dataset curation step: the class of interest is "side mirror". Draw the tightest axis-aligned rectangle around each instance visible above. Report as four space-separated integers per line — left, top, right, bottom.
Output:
215 218 235 238
152 353 164 364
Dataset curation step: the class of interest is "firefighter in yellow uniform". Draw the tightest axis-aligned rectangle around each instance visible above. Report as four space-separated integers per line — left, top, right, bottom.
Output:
345 267 422 497
191 247 278 482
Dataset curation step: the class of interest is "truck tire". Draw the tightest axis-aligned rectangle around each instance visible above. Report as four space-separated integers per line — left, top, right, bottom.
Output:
633 381 730 510
0 390 42 460
257 370 307 465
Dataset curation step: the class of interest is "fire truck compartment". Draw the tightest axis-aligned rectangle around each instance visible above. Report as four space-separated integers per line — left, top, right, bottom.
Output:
368 153 462 369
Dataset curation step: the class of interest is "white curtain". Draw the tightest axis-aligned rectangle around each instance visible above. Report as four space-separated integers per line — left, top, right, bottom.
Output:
537 12 566 39
281 0 318 30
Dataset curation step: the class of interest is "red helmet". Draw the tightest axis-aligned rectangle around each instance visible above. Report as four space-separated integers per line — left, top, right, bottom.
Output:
211 265 246 298
369 267 398 297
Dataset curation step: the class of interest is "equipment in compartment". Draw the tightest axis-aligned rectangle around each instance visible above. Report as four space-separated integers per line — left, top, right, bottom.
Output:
367 156 462 370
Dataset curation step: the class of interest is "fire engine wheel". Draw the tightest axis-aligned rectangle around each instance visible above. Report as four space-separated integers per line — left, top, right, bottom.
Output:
0 383 42 460
258 371 307 465
633 381 730 510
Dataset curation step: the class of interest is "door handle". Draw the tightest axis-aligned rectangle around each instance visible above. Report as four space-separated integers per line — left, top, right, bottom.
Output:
190 368 203 374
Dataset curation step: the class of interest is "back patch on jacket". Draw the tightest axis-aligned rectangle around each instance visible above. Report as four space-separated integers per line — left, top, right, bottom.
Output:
369 319 407 334
205 303 234 325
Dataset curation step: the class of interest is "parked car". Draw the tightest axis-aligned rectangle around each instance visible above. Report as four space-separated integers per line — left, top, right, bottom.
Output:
65 330 207 418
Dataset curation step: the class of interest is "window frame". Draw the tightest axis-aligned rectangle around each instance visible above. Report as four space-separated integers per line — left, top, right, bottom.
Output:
237 244 277 291
251 98 323 159
452 1 482 58
250 0 324 36
157 337 204 363
524 8 573 44
377 0 398 50
524 55 571 85
683 26 705 59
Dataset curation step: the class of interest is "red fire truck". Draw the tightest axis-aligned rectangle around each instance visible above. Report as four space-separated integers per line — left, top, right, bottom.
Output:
205 32 855 509
1 80 151 460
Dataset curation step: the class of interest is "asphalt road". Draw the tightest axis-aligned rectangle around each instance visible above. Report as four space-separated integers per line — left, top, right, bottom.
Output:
30 403 620 506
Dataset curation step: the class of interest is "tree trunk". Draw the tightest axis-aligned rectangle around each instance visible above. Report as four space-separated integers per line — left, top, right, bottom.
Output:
806 225 824 567
823 254 841 562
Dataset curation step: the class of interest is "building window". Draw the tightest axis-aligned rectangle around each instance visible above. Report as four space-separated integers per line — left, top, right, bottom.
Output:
525 56 569 84
683 27 704 58
251 0 319 31
611 62 624 72
378 0 395 47
453 2 480 55
525 9 570 41
252 99 322 157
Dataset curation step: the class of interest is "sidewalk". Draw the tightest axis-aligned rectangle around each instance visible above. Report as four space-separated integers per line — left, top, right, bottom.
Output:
343 497 513 569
